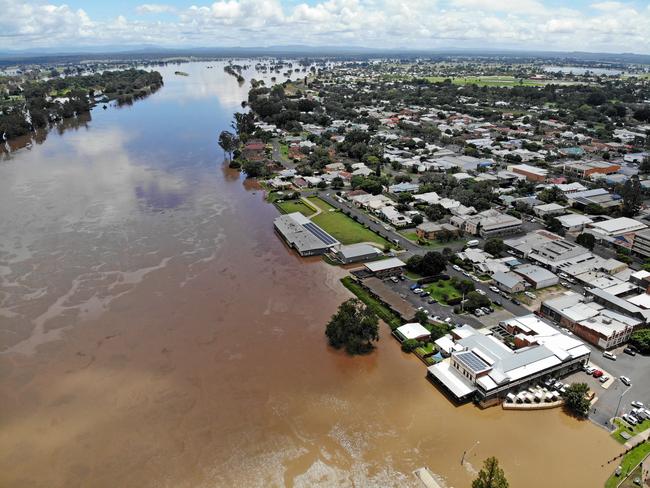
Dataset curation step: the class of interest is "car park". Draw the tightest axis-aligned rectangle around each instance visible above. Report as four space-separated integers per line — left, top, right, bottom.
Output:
620 376 632 386
603 351 617 361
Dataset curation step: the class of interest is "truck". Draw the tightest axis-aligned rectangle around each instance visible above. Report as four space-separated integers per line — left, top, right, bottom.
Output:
466 239 480 247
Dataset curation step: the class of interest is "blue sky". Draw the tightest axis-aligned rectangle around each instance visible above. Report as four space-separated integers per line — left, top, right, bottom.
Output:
1 0 649 53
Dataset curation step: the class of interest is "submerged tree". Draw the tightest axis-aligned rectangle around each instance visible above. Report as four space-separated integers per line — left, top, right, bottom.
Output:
325 298 379 355
472 457 509 488
218 130 238 161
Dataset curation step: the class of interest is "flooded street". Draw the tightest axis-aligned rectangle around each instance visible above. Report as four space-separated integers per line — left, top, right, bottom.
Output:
0 62 620 488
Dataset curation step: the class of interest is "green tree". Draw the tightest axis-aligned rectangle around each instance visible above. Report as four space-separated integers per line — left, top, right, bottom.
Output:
401 339 420 353
562 382 591 417
483 238 505 257
407 251 447 277
464 291 491 311
621 175 642 217
576 232 595 250
331 176 344 189
325 298 379 355
424 204 447 222
414 309 428 325
412 214 424 226
544 215 565 235
629 328 650 354
472 457 509 488
241 160 268 178
218 130 238 161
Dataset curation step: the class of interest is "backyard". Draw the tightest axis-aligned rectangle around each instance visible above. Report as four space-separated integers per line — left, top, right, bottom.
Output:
424 279 463 305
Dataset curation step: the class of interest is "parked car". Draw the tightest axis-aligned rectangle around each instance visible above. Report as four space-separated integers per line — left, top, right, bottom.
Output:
427 298 437 304
412 288 423 294
462 271 471 277
399 275 405 281
481 307 492 314
624 346 637 357
593 370 604 378
631 401 644 409
603 351 617 361
559 272 569 279
410 284 419 290
390 276 399 283
493 299 502 306
623 414 638 426
489 286 500 293
471 275 480 282
512 299 521 306
476 289 486 296
444 317 452 323
453 265 462 271
599 375 610 384
615 465 622 477
620 376 632 386
474 309 484 317
560 281 570 287
524 291 537 299
585 366 596 375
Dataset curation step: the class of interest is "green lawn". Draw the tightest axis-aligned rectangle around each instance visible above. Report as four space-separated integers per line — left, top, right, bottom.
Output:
275 199 315 217
605 442 650 488
311 208 389 247
415 342 436 357
340 276 403 330
612 418 650 444
424 279 462 304
307 196 335 212
280 143 289 158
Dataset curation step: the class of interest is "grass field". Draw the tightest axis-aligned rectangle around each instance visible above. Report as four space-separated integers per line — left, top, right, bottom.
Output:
424 279 462 304
275 199 315 216
605 441 650 488
341 276 402 330
309 198 389 247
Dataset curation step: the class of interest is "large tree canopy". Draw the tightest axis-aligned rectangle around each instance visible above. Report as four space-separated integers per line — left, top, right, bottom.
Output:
473 457 509 488
325 298 379 355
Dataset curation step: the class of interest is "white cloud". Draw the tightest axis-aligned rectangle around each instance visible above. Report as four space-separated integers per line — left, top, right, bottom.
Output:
136 4 176 14
0 0 649 54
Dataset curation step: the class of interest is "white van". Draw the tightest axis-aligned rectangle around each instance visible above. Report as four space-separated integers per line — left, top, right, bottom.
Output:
603 351 617 361
467 240 480 247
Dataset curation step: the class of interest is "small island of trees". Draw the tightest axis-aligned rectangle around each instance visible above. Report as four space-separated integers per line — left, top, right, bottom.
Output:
325 298 379 355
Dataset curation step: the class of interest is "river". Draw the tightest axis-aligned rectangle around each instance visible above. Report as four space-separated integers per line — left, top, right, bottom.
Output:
0 61 620 488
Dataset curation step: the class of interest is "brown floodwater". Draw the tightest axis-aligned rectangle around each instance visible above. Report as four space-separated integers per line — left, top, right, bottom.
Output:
0 61 620 488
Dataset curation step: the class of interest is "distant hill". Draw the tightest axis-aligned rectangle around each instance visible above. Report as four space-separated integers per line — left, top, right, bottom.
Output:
1 45 649 65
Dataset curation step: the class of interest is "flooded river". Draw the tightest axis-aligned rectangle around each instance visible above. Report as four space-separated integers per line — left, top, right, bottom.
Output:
0 62 620 488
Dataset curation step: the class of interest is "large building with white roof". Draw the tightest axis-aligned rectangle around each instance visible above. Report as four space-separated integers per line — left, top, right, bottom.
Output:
540 291 641 350
427 317 590 405
274 212 340 256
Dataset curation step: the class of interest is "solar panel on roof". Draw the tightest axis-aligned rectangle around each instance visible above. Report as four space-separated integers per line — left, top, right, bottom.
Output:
456 351 489 373
303 222 337 246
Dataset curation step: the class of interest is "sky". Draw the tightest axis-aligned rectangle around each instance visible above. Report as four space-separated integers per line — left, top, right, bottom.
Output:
1 0 649 54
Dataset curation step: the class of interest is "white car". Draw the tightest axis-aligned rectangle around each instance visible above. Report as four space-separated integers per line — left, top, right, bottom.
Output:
412 288 423 294
453 265 462 271
489 286 500 293
631 401 644 409
476 289 486 296
524 291 537 299
471 275 480 282
620 376 632 386
603 351 617 361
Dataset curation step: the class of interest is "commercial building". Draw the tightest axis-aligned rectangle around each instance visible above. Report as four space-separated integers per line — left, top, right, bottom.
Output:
586 287 650 324
416 222 460 240
492 271 526 294
533 203 566 218
507 163 548 182
555 213 593 232
274 212 340 256
427 318 590 404
513 264 559 289
334 244 383 264
587 217 647 239
566 188 621 211
563 161 621 179
540 292 641 349
632 228 650 259
363 257 406 278
450 209 522 238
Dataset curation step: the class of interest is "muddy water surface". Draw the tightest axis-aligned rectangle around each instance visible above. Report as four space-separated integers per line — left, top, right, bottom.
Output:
0 62 619 488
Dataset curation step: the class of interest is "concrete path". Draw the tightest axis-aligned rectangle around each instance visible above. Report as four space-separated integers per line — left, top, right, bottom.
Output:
624 426 650 449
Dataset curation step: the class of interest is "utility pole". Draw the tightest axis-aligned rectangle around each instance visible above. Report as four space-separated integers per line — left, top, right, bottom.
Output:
461 440 480 465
